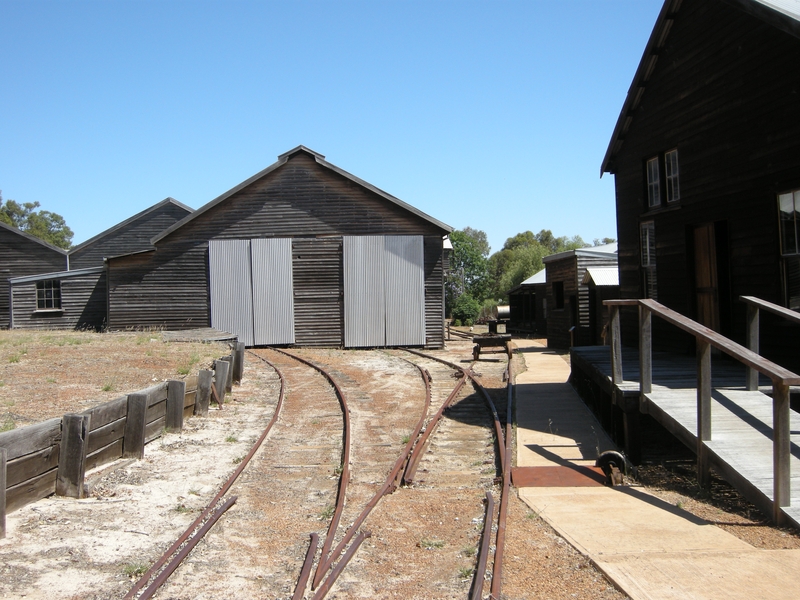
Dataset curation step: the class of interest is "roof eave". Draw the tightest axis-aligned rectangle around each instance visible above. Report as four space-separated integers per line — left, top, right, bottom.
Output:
0 220 69 255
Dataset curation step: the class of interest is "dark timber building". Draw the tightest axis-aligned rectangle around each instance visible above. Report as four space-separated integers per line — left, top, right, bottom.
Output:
7 198 193 331
106 146 453 348
0 222 68 328
602 0 800 369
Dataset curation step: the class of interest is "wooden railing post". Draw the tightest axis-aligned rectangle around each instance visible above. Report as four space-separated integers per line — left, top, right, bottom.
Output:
123 393 149 459
609 305 623 385
773 381 791 524
697 340 712 489
56 413 91 498
166 380 186 432
1 447 6 539
196 369 213 417
231 342 246 385
639 304 652 395
746 303 760 391
214 360 230 405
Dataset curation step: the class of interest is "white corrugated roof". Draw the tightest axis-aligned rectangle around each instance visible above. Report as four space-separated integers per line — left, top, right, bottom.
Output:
581 267 620 287
756 0 800 21
520 268 546 285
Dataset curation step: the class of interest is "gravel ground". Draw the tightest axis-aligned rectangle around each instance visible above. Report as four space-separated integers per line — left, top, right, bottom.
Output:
1 329 797 599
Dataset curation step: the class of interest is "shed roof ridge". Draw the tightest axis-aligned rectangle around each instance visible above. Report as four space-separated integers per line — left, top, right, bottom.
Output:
0 219 68 255
69 197 194 255
151 146 452 244
601 0 800 176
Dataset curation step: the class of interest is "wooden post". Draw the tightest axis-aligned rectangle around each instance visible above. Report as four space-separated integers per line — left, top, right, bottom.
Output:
225 356 233 392
639 305 652 395
746 304 760 391
56 413 90 498
1 447 6 539
196 370 213 417
231 342 245 385
773 381 791 524
166 380 186 432
123 393 149 459
609 305 623 385
214 360 230 405
697 339 712 489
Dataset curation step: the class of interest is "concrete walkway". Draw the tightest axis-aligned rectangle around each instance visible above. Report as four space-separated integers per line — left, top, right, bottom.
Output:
513 339 800 600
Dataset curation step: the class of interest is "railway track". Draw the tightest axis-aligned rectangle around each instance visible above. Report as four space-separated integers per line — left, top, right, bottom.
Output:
125 345 515 599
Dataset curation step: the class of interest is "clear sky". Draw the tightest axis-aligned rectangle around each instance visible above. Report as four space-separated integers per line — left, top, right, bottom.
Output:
1 0 663 254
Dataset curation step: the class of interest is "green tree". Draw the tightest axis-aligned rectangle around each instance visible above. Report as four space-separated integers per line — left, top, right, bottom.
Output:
451 293 481 326
446 228 490 316
0 192 73 249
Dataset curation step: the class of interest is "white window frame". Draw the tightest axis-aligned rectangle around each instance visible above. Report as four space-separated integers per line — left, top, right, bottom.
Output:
665 149 680 203
646 157 661 208
640 221 657 300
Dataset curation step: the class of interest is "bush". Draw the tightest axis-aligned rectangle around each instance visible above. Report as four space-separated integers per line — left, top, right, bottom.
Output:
452 294 481 325
453 319 462 327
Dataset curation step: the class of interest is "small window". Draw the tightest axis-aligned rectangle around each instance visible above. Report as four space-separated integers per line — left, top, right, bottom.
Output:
640 221 657 300
553 281 565 310
36 280 62 310
646 157 661 208
665 149 680 202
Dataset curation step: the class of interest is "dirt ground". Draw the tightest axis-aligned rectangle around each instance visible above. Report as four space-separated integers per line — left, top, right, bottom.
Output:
1 329 798 599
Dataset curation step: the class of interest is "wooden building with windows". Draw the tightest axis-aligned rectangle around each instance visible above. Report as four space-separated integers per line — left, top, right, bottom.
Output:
106 146 452 348
0 221 68 328
543 243 618 349
602 0 800 368
508 268 547 336
6 198 194 331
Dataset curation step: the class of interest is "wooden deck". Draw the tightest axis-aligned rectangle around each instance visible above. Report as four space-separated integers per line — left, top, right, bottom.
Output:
571 345 800 528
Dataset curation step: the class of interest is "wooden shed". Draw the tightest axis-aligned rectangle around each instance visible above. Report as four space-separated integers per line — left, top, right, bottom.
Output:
602 0 800 367
543 243 617 349
68 197 192 269
0 221 67 328
106 146 453 348
507 268 547 336
6 198 194 331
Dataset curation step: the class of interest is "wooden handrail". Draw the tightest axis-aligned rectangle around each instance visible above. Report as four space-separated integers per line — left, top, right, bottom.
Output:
601 297 795 523
740 295 800 326
639 299 800 386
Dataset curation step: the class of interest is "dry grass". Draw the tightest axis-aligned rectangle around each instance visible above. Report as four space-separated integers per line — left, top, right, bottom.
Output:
0 329 230 429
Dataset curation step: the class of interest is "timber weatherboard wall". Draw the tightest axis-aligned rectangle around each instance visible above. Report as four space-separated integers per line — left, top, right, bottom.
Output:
106 147 451 347
544 248 618 349
68 198 193 269
602 0 800 369
0 222 68 329
9 268 107 331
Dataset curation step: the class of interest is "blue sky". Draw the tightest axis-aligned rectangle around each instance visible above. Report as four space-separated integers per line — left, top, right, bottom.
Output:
1 0 663 254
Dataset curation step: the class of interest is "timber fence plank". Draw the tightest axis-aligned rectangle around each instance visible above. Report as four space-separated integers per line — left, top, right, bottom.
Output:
86 416 126 455
6 469 57 513
5 444 59 488
166 380 186 432
0 419 61 461
214 360 229 405
85 439 124 472
82 396 127 431
196 370 212 416
123 393 149 459
1 447 6 538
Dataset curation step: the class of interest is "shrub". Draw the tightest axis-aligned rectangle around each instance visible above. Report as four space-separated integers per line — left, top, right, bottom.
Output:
452 294 481 325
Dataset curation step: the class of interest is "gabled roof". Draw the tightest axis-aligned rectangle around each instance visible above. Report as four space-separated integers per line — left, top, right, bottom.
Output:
543 242 618 264
0 220 68 255
601 0 800 176
581 266 620 287
152 146 452 244
521 268 547 286
69 197 192 255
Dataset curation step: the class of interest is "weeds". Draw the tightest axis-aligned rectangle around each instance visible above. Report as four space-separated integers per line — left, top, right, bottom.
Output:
462 546 477 558
319 504 335 520
122 561 148 578
101 381 115 392
458 566 474 579
225 434 237 443
8 353 21 364
232 456 244 464
418 538 445 549
1 417 15 433
401 434 411 444
175 504 191 513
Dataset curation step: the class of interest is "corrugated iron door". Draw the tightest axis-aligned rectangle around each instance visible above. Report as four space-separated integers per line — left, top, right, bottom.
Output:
208 239 255 346
251 238 295 345
344 236 386 347
385 235 425 345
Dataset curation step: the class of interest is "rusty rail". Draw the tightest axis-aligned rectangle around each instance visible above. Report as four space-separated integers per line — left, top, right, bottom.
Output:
124 351 286 599
471 491 495 600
